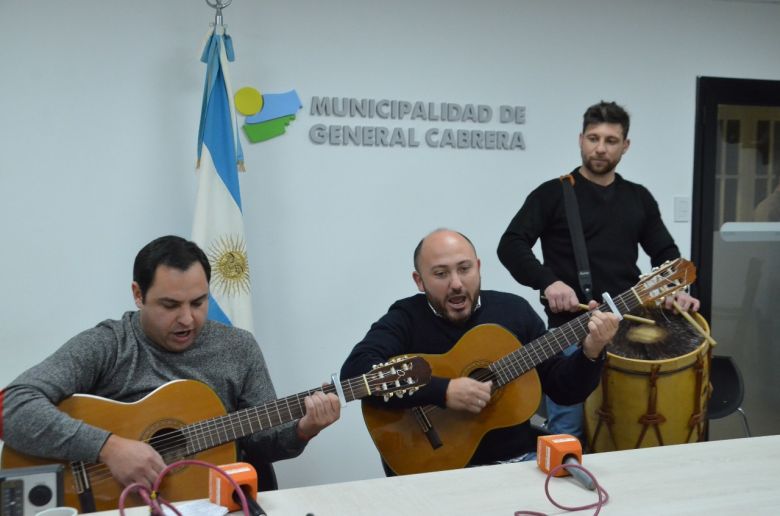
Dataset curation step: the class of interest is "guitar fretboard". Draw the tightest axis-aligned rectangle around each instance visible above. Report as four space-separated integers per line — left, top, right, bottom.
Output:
181 379 363 455
489 289 641 387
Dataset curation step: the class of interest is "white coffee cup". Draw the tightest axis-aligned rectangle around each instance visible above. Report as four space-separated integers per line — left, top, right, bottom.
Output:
35 507 78 516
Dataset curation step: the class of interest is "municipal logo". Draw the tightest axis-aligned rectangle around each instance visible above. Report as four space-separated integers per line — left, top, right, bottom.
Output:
235 87 302 143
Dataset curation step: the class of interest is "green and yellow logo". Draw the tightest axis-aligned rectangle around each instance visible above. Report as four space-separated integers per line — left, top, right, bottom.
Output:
235 87 302 143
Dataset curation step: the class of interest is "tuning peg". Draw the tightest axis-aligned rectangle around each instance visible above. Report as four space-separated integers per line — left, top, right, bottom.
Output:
383 394 392 402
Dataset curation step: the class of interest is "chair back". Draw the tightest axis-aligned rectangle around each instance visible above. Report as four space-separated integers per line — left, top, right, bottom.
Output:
707 355 744 420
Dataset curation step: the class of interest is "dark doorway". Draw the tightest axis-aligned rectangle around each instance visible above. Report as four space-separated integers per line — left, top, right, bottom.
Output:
692 76 780 439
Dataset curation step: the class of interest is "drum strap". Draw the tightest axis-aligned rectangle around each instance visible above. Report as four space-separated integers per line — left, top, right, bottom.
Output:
560 175 593 302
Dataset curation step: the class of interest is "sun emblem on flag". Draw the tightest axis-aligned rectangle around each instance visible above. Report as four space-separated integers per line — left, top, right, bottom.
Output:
207 235 251 297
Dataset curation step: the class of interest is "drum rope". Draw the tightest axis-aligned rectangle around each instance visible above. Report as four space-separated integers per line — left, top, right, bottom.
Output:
635 365 667 448
686 352 707 442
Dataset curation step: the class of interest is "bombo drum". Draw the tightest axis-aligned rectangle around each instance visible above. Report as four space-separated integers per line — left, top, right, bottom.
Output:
584 307 711 452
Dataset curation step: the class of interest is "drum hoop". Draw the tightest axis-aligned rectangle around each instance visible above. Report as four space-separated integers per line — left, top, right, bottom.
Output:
606 338 708 369
605 359 700 377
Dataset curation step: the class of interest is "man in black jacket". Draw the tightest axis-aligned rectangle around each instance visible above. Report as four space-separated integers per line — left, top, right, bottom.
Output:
341 229 618 471
497 101 699 440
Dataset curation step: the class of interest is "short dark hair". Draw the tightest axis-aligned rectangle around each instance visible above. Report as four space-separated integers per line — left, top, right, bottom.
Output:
413 229 476 272
583 101 630 138
133 235 211 301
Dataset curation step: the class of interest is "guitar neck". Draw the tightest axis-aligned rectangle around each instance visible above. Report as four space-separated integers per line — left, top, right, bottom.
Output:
489 288 641 387
182 376 368 455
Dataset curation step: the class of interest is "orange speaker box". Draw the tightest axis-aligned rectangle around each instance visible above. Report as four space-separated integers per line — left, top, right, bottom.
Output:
208 462 257 511
536 434 582 477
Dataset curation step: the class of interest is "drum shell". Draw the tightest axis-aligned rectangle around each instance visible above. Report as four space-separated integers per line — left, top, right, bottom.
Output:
584 312 711 452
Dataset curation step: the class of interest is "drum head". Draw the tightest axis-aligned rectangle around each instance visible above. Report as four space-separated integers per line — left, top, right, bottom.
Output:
609 307 704 361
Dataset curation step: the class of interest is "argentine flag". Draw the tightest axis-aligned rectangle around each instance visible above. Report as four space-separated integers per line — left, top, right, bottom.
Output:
192 26 254 334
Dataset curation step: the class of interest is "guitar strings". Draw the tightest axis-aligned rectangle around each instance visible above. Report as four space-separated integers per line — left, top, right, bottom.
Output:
73 369 402 485
79 390 318 475
414 271 684 420
415 287 649 419
77 270 685 484
75 380 351 483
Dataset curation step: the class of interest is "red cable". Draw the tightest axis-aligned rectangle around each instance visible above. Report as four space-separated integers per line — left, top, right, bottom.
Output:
118 459 251 516
515 462 609 516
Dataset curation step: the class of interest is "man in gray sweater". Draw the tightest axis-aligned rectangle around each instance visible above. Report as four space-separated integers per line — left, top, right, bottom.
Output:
1 235 340 489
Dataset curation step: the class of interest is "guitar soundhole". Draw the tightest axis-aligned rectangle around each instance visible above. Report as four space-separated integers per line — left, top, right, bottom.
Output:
148 427 190 469
468 367 501 399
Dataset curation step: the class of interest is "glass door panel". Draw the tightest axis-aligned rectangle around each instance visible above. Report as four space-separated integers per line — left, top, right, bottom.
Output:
709 102 780 440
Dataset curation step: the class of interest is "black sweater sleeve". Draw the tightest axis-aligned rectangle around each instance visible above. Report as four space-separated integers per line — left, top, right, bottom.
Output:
507 296 604 406
637 186 681 266
340 307 450 409
536 347 604 406
497 184 560 291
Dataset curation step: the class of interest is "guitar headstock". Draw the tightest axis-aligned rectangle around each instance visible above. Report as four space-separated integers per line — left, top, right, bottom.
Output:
634 258 697 305
367 356 432 401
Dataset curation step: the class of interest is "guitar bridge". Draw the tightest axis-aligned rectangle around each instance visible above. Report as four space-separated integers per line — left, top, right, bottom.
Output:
70 462 96 513
412 407 443 450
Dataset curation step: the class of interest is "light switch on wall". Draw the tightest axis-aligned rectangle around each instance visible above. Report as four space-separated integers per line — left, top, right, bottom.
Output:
674 196 691 222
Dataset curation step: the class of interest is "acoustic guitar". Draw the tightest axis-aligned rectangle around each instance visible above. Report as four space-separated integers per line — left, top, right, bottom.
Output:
1 356 431 511
363 258 696 475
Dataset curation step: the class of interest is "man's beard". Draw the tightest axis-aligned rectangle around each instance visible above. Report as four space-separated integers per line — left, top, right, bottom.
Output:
583 155 620 176
425 282 481 325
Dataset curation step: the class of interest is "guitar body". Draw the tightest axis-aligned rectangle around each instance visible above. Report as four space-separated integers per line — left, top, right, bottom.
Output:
1 357 433 511
362 324 541 475
1 380 235 511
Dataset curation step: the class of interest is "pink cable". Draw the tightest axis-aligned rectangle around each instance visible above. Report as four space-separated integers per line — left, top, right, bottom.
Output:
118 459 251 516
515 462 609 516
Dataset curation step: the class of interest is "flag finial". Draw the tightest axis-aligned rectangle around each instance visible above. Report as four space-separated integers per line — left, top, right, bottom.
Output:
205 0 232 28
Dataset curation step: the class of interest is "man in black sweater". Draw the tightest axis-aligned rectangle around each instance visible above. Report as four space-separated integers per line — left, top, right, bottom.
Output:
341 229 618 472
497 100 699 440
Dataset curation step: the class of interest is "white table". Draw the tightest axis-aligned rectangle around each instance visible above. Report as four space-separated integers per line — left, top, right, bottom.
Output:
97 435 780 515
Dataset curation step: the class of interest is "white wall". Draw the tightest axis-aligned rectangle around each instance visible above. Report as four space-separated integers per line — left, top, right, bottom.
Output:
1 0 779 489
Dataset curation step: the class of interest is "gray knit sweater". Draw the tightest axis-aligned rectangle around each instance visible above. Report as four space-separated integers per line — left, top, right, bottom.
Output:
2 311 306 464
